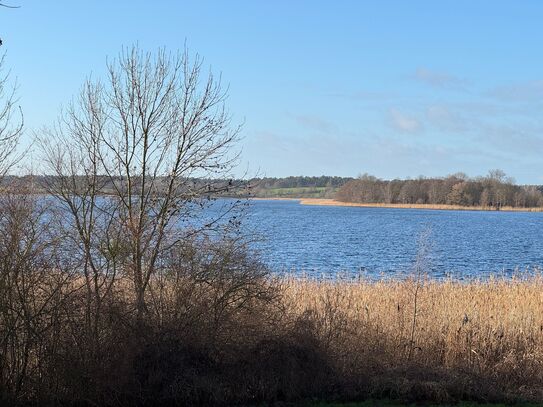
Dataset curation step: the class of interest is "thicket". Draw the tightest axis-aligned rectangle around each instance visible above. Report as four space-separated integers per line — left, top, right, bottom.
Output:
336 172 543 208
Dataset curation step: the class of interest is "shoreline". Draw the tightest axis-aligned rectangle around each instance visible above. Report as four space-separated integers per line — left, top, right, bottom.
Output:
247 197 301 201
297 198 543 212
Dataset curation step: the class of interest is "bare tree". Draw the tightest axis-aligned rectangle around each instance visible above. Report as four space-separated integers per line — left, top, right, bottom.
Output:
0 54 23 180
407 227 432 361
39 46 242 318
0 1 21 47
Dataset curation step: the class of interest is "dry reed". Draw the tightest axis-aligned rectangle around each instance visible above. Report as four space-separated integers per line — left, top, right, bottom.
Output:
299 198 543 212
280 274 543 402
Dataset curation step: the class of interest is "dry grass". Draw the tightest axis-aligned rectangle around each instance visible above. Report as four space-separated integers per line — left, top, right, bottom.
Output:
280 275 543 402
4 265 543 404
299 198 543 212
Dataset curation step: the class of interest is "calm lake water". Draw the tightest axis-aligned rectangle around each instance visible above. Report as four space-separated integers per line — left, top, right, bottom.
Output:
240 199 543 279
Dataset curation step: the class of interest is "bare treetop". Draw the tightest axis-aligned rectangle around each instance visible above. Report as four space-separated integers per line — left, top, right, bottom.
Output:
0 54 23 180
40 45 243 316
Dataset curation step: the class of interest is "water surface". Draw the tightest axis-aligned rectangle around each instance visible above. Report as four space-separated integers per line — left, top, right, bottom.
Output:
242 199 543 279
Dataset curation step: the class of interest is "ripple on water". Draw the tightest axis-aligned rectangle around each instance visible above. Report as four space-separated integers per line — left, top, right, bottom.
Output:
234 199 543 279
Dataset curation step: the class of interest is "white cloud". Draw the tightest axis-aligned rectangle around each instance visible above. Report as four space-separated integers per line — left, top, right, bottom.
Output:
389 108 422 133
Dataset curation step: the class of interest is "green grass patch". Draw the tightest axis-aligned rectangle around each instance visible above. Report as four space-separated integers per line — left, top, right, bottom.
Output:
255 186 336 198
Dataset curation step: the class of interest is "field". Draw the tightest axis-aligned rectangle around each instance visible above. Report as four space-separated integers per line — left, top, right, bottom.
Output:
251 186 337 198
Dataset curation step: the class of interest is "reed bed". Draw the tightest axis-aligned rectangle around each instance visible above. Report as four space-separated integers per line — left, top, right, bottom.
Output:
299 198 543 212
5 262 543 404
279 275 543 402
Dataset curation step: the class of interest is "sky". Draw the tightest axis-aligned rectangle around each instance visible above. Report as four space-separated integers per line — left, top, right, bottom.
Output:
2 1 543 183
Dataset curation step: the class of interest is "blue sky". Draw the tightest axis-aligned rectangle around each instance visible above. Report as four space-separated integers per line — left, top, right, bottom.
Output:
2 1 543 182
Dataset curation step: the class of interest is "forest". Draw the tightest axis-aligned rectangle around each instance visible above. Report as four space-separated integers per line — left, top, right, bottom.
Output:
336 171 543 208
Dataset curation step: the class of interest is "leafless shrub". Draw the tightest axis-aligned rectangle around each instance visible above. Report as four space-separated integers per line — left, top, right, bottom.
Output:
0 191 74 401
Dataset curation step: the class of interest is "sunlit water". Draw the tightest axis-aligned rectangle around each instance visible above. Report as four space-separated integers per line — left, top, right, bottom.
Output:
237 199 543 279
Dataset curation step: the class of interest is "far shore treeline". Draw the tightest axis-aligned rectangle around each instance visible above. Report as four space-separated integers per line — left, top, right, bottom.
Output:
1 175 352 199
336 170 543 208
4 172 543 209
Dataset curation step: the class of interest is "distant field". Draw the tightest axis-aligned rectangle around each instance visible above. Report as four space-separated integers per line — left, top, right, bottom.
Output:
252 186 337 198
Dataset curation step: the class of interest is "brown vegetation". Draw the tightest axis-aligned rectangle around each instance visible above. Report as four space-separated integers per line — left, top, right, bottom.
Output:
283 274 543 403
0 193 283 406
299 198 543 212
337 172 543 209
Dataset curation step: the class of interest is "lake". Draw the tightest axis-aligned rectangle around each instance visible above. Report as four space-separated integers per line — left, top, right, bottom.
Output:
241 199 543 279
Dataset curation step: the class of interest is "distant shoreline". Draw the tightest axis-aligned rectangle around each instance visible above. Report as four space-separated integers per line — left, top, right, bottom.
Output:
298 198 543 212
248 197 301 201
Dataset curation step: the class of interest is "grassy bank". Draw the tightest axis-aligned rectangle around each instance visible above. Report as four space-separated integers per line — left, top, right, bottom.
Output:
299 198 543 212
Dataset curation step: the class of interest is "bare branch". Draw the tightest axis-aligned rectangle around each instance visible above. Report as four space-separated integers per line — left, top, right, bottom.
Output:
0 2 20 9
40 45 243 317
0 54 23 183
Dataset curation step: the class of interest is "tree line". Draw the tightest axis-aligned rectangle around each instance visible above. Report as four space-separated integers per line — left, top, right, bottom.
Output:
336 171 543 208
2 175 351 198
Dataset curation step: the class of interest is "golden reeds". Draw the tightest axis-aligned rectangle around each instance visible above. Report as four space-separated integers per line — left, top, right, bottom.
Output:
281 274 543 396
299 198 543 212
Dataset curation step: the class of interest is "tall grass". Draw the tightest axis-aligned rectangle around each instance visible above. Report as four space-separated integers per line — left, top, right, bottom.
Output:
4 266 543 404
283 274 543 403
299 198 543 212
